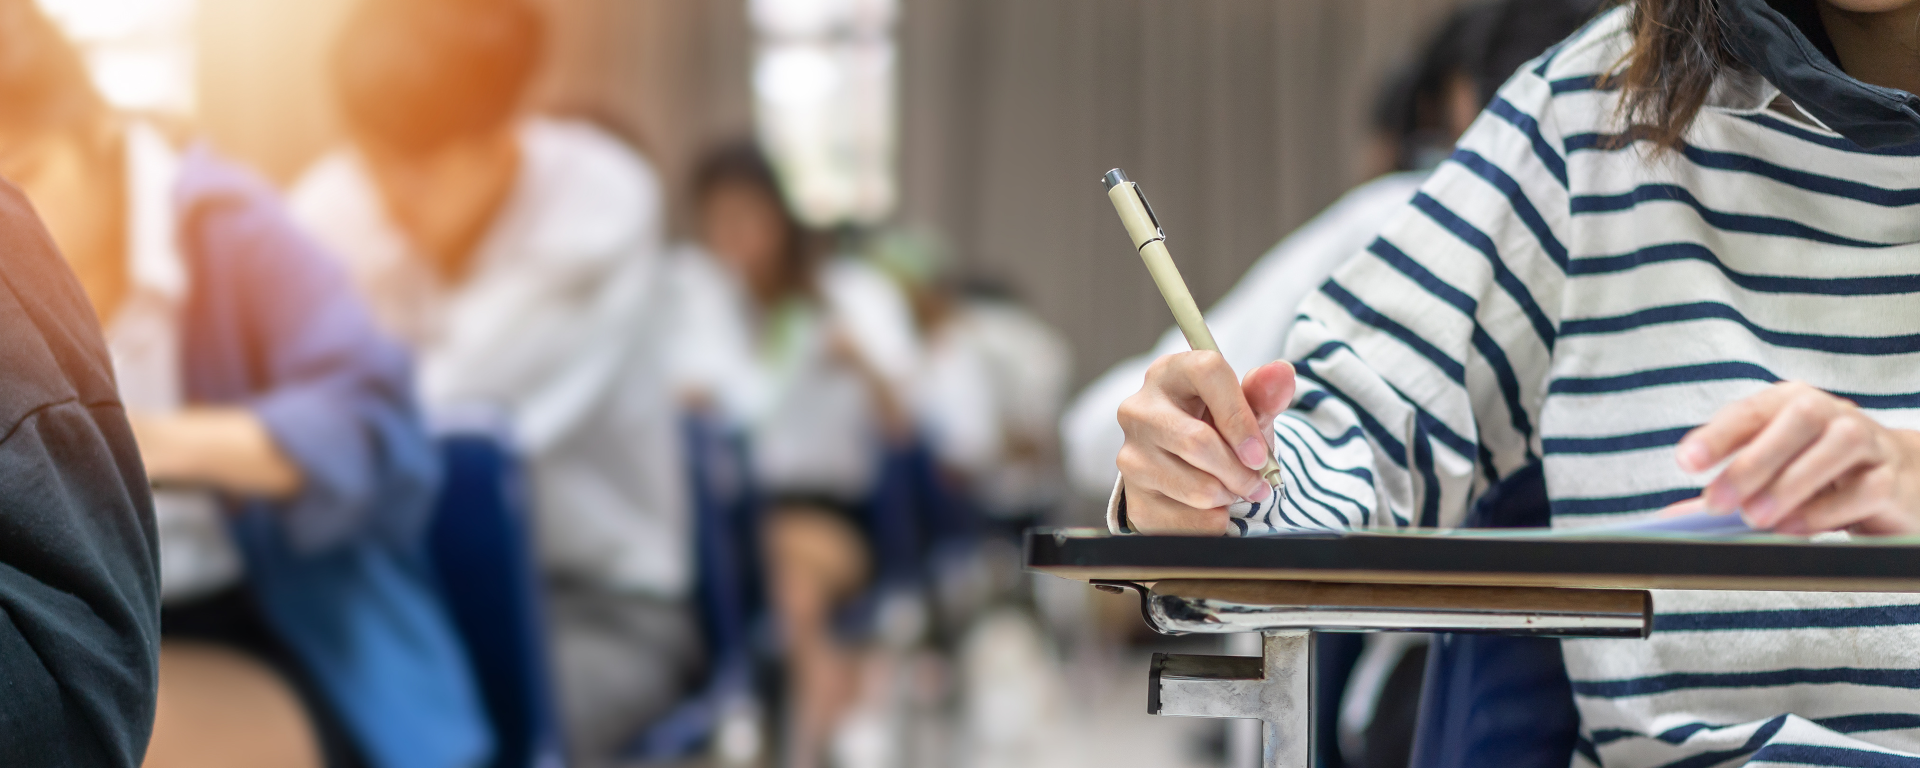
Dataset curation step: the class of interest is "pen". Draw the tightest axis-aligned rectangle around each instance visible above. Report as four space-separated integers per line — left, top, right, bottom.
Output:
1102 167 1287 492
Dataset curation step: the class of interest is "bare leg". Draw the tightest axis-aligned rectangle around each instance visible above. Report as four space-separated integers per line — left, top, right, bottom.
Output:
142 640 322 768
767 505 871 768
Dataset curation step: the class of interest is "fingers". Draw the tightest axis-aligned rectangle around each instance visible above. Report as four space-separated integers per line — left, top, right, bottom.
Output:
1116 441 1239 510
1119 353 1296 535
1117 386 1270 503
1676 382 1810 472
1178 352 1273 472
1243 361 1297 438
1771 474 1876 535
1131 352 1271 499
1700 392 1834 512
1744 414 1880 527
1674 382 1920 537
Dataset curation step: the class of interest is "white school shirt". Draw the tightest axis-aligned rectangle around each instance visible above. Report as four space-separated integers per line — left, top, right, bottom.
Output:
930 299 1074 517
1060 171 1426 501
290 118 691 599
1115 9 1920 765
912 317 1002 477
111 122 246 604
662 248 920 502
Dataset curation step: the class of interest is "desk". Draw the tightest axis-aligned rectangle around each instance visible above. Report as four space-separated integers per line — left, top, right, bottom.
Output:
1024 528 1920 767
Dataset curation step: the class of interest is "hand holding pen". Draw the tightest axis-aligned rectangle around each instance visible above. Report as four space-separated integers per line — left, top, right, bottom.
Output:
1103 168 1294 535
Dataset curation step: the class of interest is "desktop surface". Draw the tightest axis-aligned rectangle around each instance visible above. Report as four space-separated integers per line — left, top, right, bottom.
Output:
1025 527 1920 592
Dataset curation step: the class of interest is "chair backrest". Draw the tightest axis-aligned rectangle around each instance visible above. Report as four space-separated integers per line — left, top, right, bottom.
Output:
863 436 981 586
684 413 762 662
624 412 765 761
426 434 565 768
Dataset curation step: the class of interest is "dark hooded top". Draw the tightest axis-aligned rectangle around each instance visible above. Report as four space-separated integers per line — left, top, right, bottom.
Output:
0 178 159 766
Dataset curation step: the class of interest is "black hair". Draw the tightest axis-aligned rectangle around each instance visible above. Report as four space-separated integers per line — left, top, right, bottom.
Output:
331 0 545 154
691 141 813 290
0 0 109 133
1614 0 1834 152
1376 0 1601 171
1470 0 1605 108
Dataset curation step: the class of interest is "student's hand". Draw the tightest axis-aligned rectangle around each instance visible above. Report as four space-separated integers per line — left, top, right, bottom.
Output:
129 408 304 501
1116 353 1294 535
1673 381 1920 535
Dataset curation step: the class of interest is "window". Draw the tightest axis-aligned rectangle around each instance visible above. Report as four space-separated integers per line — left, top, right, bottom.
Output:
750 0 897 227
37 0 198 115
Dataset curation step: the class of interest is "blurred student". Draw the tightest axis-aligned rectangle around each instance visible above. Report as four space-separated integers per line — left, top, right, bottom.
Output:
0 195 159 768
0 30 157 768
665 143 920 768
867 231 1074 526
288 0 693 765
0 3 489 768
1061 0 1600 503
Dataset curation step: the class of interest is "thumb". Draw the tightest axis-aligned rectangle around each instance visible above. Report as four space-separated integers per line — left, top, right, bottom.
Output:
1243 361 1297 442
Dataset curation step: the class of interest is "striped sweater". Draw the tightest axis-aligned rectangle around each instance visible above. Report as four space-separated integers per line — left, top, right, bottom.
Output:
1239 8 1920 767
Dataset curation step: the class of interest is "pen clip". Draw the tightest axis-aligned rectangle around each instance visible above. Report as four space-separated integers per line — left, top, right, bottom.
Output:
1102 168 1166 243
1130 183 1165 242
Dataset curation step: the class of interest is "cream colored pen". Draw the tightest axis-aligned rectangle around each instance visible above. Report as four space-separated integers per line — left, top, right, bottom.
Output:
1103 167 1286 491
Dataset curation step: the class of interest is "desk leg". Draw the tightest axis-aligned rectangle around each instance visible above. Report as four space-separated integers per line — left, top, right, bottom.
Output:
1149 630 1312 768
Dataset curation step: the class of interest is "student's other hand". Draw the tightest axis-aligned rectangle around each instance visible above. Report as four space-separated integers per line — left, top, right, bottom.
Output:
1116 353 1294 535
1675 381 1920 535
129 408 304 500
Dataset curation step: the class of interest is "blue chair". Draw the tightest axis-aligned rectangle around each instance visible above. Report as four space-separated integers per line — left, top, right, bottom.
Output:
1409 462 1580 768
627 412 768 761
426 434 566 768
831 435 981 640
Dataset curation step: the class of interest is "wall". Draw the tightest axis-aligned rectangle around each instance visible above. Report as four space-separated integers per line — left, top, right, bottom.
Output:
896 0 1472 390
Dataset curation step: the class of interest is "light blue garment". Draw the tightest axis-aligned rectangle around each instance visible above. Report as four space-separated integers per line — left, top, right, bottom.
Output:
173 145 492 768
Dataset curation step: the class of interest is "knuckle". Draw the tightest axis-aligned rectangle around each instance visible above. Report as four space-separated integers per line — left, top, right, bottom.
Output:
1116 395 1151 430
1174 420 1216 456
1144 354 1178 380
1782 395 1822 422
1866 467 1896 498
1828 417 1869 447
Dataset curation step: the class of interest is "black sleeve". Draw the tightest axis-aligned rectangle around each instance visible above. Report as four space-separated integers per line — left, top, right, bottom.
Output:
0 180 160 767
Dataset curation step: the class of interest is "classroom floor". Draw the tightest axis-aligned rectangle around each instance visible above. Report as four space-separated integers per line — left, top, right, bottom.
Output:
653 580 1232 768
843 597 1229 768
947 610 1225 768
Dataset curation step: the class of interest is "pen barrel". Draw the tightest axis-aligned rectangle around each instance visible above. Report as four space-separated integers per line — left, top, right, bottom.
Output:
1138 241 1220 353
1106 184 1220 353
1105 179 1284 490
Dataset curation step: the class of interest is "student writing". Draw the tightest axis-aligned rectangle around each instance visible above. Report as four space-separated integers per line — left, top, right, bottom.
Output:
1113 0 1920 764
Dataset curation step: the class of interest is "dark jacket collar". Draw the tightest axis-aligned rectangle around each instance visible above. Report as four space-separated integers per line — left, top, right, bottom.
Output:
1723 0 1920 148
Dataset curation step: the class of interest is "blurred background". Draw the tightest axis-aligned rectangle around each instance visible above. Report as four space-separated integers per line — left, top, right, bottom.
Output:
182 0 1467 419
22 1 1489 767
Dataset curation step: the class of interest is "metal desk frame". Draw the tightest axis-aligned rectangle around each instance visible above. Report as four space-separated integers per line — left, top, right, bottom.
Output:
1028 528 1920 768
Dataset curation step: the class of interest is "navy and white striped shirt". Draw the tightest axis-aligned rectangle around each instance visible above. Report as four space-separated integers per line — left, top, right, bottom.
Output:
1255 8 1920 766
